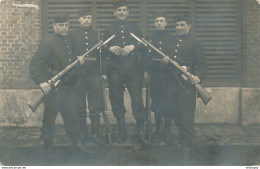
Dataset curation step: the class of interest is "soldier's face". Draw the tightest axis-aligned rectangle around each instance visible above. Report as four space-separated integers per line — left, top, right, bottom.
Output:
154 17 167 31
78 15 92 29
53 22 69 36
175 21 191 35
114 6 129 21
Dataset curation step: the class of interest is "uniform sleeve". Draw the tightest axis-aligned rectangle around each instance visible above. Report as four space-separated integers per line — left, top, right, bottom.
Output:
193 40 208 82
29 39 52 85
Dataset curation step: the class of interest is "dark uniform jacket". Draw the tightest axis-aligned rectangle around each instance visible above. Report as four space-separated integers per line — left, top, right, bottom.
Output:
68 27 100 74
148 30 174 78
103 20 144 71
29 34 76 86
169 33 208 84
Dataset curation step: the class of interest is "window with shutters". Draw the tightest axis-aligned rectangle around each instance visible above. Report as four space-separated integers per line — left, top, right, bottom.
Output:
42 0 243 87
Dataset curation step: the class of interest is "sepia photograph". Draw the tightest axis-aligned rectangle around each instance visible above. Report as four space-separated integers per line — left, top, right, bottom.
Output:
0 0 260 167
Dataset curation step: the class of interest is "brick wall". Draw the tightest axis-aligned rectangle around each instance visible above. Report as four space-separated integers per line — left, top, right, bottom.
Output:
243 0 260 88
0 0 41 89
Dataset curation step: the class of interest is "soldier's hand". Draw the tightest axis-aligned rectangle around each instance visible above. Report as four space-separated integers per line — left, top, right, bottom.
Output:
77 55 85 65
190 75 200 85
144 71 150 82
121 45 135 56
162 56 170 64
109 46 122 55
39 82 51 95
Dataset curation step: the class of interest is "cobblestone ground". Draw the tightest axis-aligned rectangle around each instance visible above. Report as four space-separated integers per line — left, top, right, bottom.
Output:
0 124 260 166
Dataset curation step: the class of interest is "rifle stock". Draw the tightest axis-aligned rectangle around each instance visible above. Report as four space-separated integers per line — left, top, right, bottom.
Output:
194 83 212 105
129 33 212 105
168 60 212 105
145 80 152 143
28 35 115 113
101 78 112 144
28 91 45 112
98 29 113 144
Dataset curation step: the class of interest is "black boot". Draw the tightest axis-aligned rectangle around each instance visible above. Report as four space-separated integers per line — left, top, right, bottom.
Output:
154 117 165 145
136 121 149 145
91 117 104 145
164 119 173 145
43 138 55 160
116 117 127 143
182 144 191 159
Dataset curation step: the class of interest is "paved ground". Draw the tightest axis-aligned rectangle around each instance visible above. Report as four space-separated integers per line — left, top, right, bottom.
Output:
0 124 260 166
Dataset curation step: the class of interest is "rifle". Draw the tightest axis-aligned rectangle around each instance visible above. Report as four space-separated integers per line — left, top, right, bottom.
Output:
28 35 115 112
130 33 212 105
98 27 112 144
145 75 152 143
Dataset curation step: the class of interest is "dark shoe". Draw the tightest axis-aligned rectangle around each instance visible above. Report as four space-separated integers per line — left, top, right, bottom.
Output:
75 140 94 154
116 134 127 144
92 134 105 145
153 137 166 146
182 145 191 159
44 147 55 161
43 138 55 161
116 117 127 142
136 121 149 145
137 134 149 145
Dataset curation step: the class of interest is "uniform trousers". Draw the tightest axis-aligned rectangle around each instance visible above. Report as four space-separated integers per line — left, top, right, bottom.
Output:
76 71 102 120
150 74 168 119
108 67 146 121
41 84 86 146
162 78 196 145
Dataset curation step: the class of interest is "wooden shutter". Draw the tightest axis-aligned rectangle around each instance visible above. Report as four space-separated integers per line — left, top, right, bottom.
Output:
43 0 243 87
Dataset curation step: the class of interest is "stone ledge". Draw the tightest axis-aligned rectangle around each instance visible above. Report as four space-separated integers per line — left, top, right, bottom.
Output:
241 88 260 125
195 87 240 124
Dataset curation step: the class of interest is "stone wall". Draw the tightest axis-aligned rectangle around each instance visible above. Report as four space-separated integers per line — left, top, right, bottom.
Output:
0 88 259 127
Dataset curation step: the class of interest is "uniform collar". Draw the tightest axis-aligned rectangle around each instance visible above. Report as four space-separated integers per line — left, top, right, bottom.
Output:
177 33 190 39
55 33 67 39
115 19 128 25
80 26 92 31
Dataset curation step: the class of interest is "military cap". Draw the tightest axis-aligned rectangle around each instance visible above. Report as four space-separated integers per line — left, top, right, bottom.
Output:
113 0 128 10
152 12 167 20
174 14 191 23
52 13 69 23
78 8 92 17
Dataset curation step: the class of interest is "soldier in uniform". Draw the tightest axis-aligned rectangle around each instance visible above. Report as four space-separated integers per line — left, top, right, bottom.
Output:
103 0 147 144
144 12 175 145
69 9 106 145
29 13 90 159
162 14 208 158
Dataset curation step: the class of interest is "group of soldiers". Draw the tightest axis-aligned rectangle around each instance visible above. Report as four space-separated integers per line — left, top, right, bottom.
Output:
29 0 208 160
